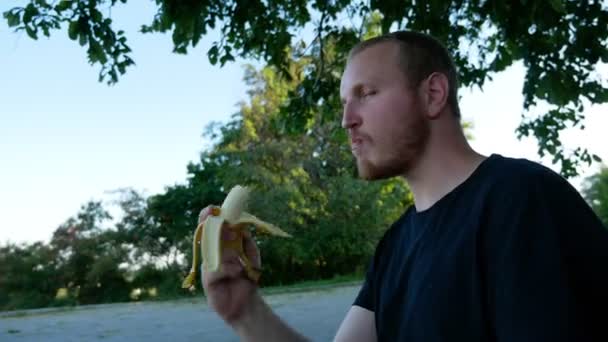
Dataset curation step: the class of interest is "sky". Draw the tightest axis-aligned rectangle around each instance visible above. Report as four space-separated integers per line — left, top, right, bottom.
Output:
1 1 607 245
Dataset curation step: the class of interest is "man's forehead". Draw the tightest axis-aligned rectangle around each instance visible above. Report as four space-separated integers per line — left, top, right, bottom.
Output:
340 43 401 94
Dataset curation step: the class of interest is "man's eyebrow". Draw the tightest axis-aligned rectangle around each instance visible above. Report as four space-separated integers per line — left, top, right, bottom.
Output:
341 82 375 104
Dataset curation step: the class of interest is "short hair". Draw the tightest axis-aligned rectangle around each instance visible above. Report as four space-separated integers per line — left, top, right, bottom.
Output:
348 31 461 118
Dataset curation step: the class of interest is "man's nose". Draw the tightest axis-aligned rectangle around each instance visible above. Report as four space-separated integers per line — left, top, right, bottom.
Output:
341 101 361 129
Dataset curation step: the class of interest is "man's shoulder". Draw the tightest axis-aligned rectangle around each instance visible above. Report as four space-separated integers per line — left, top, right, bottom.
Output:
487 154 558 180
481 154 568 194
478 154 595 228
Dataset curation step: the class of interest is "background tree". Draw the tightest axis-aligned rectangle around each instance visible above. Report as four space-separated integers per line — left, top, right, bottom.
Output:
4 0 607 176
50 201 131 305
0 201 133 310
0 242 59 310
582 165 608 228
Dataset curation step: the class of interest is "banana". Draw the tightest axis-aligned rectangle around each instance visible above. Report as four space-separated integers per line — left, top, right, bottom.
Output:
182 185 291 290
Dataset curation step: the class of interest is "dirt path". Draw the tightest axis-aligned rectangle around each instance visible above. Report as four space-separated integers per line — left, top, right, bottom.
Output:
0 284 360 342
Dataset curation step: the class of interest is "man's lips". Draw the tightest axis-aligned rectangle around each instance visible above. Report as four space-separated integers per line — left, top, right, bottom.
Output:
350 135 365 154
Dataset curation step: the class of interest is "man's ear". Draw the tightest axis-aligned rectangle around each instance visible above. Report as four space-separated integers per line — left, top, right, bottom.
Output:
423 72 449 120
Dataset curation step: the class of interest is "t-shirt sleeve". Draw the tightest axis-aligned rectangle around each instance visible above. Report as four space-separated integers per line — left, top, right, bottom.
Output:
353 262 374 310
353 230 390 311
483 171 608 341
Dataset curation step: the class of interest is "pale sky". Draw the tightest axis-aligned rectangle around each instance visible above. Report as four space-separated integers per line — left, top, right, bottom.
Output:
1 2 606 245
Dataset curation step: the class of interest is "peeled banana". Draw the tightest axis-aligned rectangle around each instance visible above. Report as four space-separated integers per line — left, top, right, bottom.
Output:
182 185 291 290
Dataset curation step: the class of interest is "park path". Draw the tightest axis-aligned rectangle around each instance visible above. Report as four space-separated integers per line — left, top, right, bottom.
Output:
0 284 360 342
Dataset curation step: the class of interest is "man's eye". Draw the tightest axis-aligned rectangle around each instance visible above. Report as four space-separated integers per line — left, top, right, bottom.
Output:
362 90 376 98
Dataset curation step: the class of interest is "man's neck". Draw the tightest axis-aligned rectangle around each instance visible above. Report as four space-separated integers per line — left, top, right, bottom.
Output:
404 137 486 213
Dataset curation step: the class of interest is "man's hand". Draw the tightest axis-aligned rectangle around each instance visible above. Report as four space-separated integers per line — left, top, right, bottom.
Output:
197 205 309 341
199 205 261 323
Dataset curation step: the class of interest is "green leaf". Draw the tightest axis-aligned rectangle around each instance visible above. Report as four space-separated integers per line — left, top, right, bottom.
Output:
548 0 566 13
55 0 71 12
219 51 235 66
68 20 78 40
34 0 48 7
594 88 608 103
89 39 107 64
208 45 219 65
593 154 603 163
4 11 21 28
25 25 38 39
79 33 87 47
23 4 39 23
117 62 126 74
91 9 102 22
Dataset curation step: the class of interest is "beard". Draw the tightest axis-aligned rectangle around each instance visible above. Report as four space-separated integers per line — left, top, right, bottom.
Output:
356 104 430 181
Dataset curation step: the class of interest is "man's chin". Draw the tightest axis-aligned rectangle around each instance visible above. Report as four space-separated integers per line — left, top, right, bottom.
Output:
356 159 401 181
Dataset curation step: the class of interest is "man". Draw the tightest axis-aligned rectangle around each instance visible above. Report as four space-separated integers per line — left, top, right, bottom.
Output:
198 31 608 341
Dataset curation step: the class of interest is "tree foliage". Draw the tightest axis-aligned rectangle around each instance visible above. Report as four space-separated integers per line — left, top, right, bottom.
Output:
4 0 607 176
582 165 608 228
0 201 131 310
0 242 59 310
49 201 131 305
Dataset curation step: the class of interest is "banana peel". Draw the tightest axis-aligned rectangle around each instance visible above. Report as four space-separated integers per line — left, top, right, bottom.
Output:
182 185 291 290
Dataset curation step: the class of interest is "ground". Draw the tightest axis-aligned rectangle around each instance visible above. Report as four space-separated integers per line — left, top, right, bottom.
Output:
0 284 359 341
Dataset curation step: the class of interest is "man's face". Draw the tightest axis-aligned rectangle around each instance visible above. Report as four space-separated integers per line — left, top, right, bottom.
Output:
340 42 430 180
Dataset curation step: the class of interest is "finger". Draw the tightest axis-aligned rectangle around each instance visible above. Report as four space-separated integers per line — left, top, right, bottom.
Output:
221 223 238 242
198 205 219 225
242 230 261 269
202 247 243 286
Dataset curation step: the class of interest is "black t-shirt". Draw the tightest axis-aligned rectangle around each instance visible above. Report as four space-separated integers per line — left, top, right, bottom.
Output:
354 154 608 341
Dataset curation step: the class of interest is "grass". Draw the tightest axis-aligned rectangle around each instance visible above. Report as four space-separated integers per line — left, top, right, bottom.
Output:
260 273 363 295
